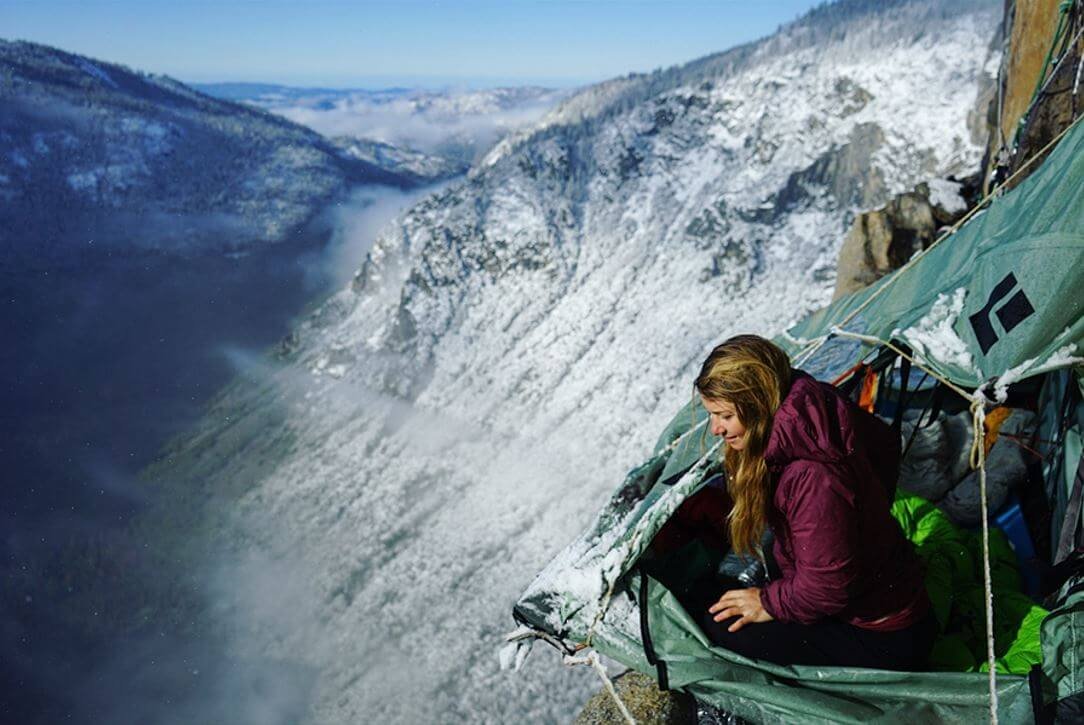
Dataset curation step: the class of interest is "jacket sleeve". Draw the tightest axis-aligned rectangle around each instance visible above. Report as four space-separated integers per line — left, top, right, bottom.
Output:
760 462 861 624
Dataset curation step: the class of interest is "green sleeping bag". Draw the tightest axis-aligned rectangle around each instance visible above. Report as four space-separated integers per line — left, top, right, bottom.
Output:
890 491 1047 675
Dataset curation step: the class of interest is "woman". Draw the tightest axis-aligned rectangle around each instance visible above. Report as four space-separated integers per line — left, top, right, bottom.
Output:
683 334 935 671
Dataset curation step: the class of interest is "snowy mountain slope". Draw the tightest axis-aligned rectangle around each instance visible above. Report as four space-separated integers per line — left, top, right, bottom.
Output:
0 40 411 257
332 136 468 183
135 1 1000 722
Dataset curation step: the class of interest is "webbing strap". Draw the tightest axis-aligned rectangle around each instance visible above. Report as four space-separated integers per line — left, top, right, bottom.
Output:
1029 665 1054 725
1054 454 1084 564
901 382 948 460
927 381 946 426
637 569 669 691
892 349 912 438
837 363 867 400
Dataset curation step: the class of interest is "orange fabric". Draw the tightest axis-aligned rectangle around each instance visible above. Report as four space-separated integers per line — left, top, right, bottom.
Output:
857 368 879 414
983 406 1013 456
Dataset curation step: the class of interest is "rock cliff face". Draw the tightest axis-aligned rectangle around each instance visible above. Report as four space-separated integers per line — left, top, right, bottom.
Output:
575 672 696 724
833 176 976 299
0 40 410 257
838 0 1081 297
982 0 1083 189
105 1 1004 723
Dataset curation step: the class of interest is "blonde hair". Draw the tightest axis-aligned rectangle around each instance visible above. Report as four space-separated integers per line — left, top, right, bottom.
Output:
695 335 791 556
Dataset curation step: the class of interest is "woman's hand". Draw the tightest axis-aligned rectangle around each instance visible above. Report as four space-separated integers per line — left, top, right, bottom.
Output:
708 587 774 632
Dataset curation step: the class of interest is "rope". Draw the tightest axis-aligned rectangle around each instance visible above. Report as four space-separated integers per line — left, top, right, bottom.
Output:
970 397 1000 725
505 596 640 722
564 651 637 725
986 0 1014 195
1036 20 1084 100
1075 53 1084 97
826 330 974 400
504 625 577 656
996 3 1010 152
506 624 638 722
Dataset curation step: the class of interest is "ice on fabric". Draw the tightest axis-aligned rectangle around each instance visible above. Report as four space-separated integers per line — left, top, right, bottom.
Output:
895 288 977 372
514 439 722 645
992 343 1083 403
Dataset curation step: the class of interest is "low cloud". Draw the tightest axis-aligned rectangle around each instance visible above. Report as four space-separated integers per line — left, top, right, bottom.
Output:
305 183 451 291
199 336 600 721
262 89 567 161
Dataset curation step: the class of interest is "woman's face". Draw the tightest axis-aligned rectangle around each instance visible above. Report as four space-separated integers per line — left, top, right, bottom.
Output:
700 396 747 450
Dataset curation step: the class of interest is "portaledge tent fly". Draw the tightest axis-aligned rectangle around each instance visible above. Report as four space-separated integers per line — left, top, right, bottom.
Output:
507 117 1084 722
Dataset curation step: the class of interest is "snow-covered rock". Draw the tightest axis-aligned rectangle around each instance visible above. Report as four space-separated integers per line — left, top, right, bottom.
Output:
834 175 976 298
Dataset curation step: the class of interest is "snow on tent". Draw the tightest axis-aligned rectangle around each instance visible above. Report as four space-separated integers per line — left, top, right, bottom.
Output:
503 117 1084 723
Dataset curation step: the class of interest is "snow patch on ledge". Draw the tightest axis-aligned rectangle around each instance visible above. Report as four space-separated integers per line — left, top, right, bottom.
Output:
927 178 967 214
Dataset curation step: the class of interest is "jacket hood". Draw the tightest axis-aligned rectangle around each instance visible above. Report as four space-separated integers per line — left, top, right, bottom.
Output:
763 369 857 468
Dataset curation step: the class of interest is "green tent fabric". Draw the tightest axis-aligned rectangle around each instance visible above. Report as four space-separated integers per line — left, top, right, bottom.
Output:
511 116 1084 723
1040 574 1084 709
1037 370 1084 558
775 118 1084 392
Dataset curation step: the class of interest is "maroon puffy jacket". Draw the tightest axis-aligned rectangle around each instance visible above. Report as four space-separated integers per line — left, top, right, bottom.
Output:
758 370 929 631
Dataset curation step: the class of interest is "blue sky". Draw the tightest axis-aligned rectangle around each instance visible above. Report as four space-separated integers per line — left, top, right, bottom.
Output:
2 0 826 88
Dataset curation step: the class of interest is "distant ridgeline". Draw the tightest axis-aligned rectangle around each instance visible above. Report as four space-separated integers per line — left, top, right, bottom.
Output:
0 39 413 259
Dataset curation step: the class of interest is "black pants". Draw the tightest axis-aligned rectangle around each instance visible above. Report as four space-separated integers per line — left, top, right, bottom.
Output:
678 575 937 671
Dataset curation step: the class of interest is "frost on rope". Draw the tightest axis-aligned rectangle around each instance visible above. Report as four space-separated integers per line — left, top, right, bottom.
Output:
498 630 534 673
895 288 977 373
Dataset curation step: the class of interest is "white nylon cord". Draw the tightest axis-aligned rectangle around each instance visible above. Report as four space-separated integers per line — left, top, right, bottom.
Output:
970 398 1000 725
564 652 637 725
